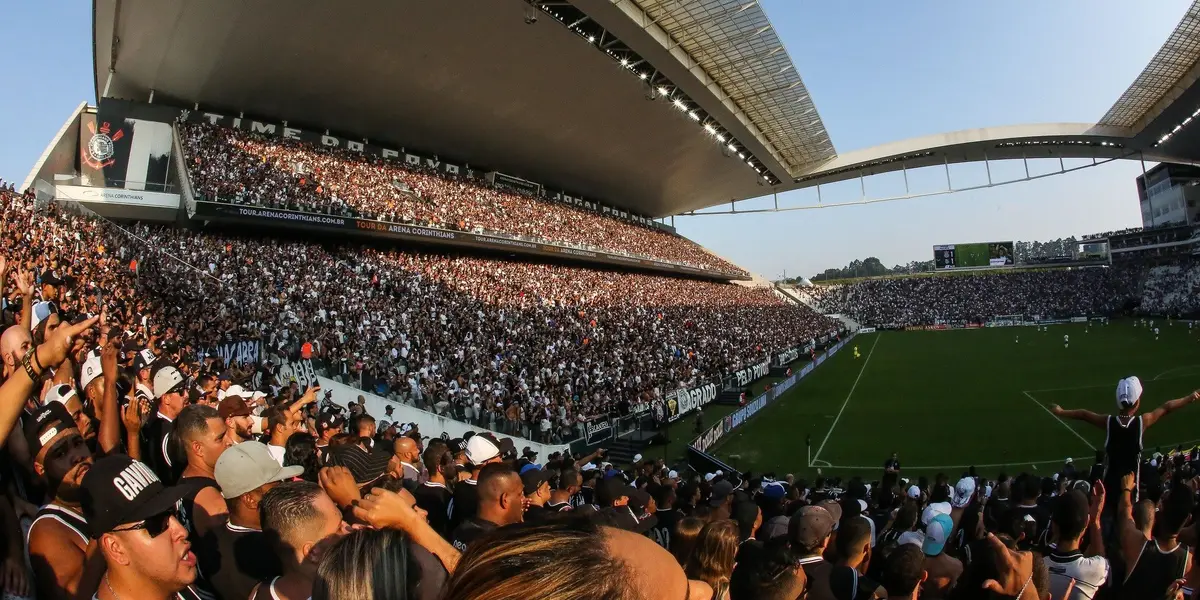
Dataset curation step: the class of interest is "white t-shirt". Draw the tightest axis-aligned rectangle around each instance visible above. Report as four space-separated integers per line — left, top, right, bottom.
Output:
1045 551 1110 600
267 444 286 466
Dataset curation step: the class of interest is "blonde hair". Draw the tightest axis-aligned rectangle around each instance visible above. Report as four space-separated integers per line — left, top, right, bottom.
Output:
684 519 739 591
442 519 628 600
313 528 415 600
672 516 708 566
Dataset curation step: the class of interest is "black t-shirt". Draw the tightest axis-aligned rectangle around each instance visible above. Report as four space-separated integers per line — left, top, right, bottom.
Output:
414 481 453 539
1013 503 1052 553
545 500 574 513
651 508 681 551
577 485 595 507
524 504 553 523
140 414 176 484
450 518 498 552
448 480 478 534
198 522 282 600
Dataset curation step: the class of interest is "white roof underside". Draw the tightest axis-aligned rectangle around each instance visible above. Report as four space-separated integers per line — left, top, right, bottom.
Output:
1099 0 1200 129
628 0 836 173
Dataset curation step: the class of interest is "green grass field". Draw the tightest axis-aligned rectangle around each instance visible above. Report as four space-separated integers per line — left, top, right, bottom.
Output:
709 320 1200 480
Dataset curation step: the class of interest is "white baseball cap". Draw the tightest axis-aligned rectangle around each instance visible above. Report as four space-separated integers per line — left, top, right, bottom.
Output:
465 436 500 465
1117 376 1143 410
704 473 716 482
44 383 78 407
667 470 679 480
224 384 249 399
79 355 103 391
152 366 186 398
906 485 921 499
632 453 643 463
952 477 976 508
581 463 598 472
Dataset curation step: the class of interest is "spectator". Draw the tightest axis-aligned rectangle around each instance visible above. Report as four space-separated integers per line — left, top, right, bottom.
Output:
255 481 350 600
684 519 739 599
449 463 524 552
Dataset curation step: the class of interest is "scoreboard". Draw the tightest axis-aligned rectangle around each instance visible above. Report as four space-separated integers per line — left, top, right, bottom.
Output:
933 241 1014 269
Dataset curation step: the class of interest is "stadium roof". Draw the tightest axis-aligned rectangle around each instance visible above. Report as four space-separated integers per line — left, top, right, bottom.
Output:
1099 1 1200 130
92 0 835 218
90 0 1200 217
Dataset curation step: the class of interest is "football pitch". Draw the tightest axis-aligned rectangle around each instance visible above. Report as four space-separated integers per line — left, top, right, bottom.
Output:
708 321 1200 479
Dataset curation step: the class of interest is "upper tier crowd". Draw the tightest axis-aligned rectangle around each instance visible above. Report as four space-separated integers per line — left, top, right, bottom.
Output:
180 122 746 276
800 265 1195 326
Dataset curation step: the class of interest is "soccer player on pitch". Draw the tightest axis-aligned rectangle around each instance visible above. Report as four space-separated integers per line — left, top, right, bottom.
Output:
853 345 860 359
1063 333 1069 349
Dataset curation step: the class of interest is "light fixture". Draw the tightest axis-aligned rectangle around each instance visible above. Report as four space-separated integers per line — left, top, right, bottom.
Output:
638 72 647 80
588 35 595 42
716 134 726 142
673 99 687 110
704 124 717 134
658 86 668 96
688 111 700 121
620 58 629 66
727 143 737 152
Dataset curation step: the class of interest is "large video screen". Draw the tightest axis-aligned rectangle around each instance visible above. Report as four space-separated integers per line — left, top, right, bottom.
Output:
933 241 1014 269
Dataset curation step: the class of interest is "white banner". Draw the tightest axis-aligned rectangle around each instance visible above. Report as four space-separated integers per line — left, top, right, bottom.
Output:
277 359 319 390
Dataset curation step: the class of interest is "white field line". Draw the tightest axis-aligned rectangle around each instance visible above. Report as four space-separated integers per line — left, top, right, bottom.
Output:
1027 368 1200 393
1021 390 1097 451
811 335 881 465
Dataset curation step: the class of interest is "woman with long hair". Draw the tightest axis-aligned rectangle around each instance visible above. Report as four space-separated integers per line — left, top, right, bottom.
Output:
313 528 422 600
684 520 739 600
672 516 709 566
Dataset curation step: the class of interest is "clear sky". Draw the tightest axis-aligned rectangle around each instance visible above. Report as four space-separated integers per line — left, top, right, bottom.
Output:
0 1 1191 279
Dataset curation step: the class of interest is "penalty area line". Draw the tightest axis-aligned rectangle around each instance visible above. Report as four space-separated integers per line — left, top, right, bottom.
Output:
1020 391 1096 451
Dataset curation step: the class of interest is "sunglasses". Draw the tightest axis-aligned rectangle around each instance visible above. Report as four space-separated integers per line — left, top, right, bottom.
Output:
112 507 182 538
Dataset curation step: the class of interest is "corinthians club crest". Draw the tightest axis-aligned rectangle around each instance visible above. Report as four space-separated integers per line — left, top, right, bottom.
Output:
82 120 125 169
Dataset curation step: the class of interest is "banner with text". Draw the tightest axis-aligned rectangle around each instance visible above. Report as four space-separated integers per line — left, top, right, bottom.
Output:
583 416 614 445
723 360 770 389
666 382 719 423
198 339 261 367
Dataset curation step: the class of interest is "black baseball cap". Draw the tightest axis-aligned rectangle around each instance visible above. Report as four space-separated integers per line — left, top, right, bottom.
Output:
521 468 555 496
24 402 77 461
80 454 203 538
596 477 631 507
317 411 345 434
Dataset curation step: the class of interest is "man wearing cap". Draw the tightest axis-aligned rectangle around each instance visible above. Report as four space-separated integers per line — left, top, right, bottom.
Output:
521 466 555 523
141 364 189 484
790 502 843 600
201 441 302 600
314 410 344 461
81 454 205 600
133 349 156 406
449 435 502 533
1052 378 1200 505
78 353 105 420
547 468 581 514
921 513 962 598
43 382 94 442
25 402 98 600
709 480 735 521
217 393 256 445
450 463 523 552
1044 489 1108 600
829 517 887 600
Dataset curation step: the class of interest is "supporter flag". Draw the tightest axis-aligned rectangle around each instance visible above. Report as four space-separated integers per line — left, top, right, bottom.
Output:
78 111 172 191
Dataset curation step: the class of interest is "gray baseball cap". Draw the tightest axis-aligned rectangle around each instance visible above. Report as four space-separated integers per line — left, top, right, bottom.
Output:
214 441 303 498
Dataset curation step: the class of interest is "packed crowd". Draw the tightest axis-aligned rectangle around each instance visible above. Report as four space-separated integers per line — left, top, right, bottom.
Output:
804 268 1145 327
0 188 834 445
4 178 1200 599
180 122 746 275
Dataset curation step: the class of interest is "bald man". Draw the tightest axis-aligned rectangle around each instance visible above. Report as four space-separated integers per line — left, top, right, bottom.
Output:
393 437 422 483
1 325 31 380
449 463 523 552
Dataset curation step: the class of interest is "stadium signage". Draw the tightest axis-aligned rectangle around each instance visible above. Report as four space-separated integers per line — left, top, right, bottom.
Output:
583 416 613 445
858 327 876 334
182 109 663 231
197 339 261 367
689 336 853 454
774 347 800 367
191 201 744 281
667 382 719 422
729 361 769 388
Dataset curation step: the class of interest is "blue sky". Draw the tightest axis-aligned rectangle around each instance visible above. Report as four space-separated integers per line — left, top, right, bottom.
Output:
0 1 1191 279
